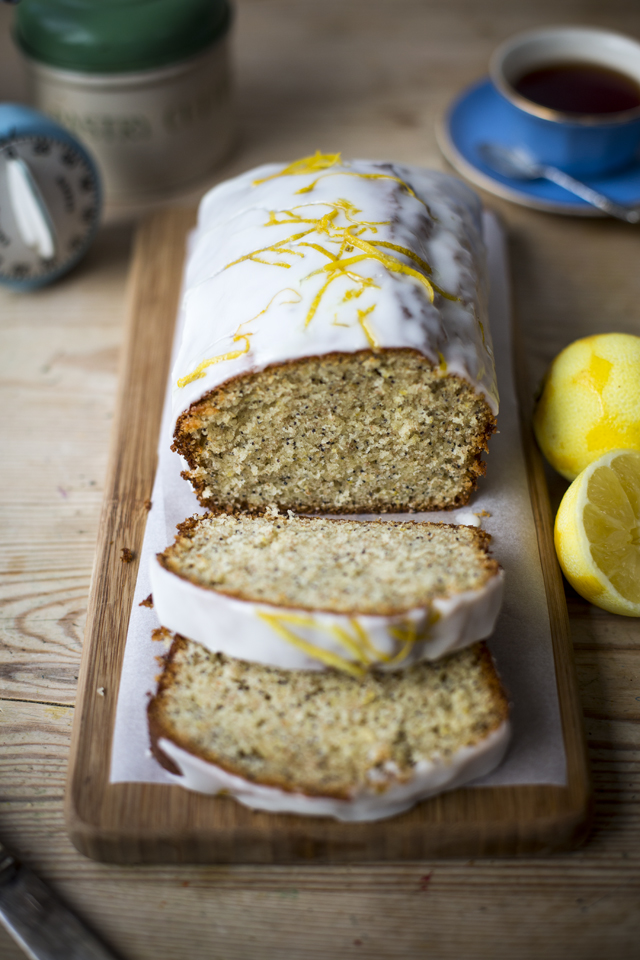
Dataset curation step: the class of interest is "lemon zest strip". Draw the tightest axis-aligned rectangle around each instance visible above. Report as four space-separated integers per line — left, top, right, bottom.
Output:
368 240 432 275
328 625 374 663
257 612 365 677
253 151 342 186
349 619 393 663
264 611 372 665
386 619 420 666
223 230 314 271
305 273 340 327
308 250 435 304
177 333 252 388
177 289 301 388
357 305 378 348
385 638 414 667
298 242 339 261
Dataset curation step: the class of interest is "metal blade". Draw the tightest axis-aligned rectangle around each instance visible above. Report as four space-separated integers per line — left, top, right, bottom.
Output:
0 843 119 960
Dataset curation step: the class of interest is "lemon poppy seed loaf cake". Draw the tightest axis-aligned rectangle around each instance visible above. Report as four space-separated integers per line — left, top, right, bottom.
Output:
148 637 510 821
172 154 498 514
150 513 504 672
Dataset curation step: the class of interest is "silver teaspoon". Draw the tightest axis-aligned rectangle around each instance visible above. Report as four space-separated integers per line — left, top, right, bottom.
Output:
478 142 640 223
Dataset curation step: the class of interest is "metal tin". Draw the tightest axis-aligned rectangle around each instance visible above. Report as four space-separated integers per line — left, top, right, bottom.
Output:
22 38 234 203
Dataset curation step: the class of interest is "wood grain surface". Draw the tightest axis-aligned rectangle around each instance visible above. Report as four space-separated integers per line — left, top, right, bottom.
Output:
63 206 591 863
1 0 640 956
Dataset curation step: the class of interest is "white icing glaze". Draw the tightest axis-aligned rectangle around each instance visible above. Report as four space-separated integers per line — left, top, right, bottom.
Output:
171 156 498 423
157 720 511 821
149 556 504 673
455 510 482 527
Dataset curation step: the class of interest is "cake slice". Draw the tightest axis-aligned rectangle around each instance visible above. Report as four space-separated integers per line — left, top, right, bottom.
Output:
171 157 498 515
148 637 510 821
150 514 504 672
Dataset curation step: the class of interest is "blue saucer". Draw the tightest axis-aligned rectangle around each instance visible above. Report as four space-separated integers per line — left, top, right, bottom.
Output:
437 78 640 216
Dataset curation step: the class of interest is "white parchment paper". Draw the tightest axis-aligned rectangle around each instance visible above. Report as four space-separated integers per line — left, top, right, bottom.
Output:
110 212 567 788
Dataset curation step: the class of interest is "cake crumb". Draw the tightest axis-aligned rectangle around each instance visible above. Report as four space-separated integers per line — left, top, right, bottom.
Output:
139 594 154 608
121 547 135 563
144 499 153 511
97 687 105 697
152 626 172 643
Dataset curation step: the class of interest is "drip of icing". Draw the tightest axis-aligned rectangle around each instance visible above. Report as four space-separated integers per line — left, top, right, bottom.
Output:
156 720 512 820
149 559 506 673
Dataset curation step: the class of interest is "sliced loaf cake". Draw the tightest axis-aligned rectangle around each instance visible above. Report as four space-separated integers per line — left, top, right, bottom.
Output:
150 513 504 672
148 636 510 821
171 157 498 515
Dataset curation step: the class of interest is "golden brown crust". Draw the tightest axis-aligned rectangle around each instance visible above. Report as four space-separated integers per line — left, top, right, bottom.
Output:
172 347 497 515
475 641 511 728
147 634 189 777
156 515 502 618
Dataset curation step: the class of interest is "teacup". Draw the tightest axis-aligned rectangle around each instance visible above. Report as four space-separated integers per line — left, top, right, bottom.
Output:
490 27 640 177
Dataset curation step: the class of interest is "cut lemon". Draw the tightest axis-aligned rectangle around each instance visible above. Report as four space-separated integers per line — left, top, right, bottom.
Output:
554 449 640 616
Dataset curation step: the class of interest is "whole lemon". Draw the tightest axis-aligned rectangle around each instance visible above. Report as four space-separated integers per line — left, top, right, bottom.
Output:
533 333 640 481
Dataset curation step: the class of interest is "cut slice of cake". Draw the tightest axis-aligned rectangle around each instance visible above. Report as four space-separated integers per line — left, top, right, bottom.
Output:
171 157 498 515
151 514 504 673
148 637 511 821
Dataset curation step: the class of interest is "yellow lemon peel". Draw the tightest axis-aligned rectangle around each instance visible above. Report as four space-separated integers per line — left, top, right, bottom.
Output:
534 334 640 480
357 304 378 348
252 151 342 186
257 610 425 673
177 290 301 388
305 230 436 304
177 330 253 388
257 611 365 676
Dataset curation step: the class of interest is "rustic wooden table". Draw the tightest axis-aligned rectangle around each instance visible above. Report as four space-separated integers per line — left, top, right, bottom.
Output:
1 2 639 958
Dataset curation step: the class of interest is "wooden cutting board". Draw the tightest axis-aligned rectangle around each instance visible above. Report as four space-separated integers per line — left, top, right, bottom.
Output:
64 208 591 863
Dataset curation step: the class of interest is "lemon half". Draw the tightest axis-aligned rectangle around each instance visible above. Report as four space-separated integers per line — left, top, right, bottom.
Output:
533 333 640 481
555 449 640 616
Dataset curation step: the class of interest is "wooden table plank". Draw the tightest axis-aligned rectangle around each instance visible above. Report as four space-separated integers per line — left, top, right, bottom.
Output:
0 223 133 705
1 0 640 954
1 694 639 958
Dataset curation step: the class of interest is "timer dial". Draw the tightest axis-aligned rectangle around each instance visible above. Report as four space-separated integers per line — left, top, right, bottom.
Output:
0 134 100 288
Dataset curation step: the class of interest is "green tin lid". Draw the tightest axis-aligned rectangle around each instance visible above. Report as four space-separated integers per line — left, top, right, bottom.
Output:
14 0 232 74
